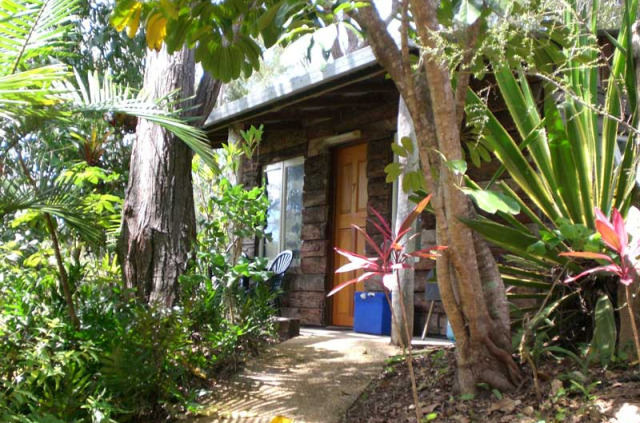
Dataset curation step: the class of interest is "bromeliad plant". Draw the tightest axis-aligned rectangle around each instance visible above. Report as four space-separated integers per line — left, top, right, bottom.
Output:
456 0 640 350
328 195 446 421
559 207 640 365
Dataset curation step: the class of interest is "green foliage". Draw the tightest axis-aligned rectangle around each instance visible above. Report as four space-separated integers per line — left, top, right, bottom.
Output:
112 0 315 82
589 295 617 366
447 0 639 357
0 136 277 420
191 125 277 328
0 2 277 419
384 136 427 193
70 1 146 88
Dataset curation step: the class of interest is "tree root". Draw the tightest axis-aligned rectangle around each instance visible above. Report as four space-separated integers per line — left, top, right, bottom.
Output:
483 335 523 387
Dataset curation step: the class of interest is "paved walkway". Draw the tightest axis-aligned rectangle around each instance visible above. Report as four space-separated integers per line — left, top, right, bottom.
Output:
184 328 450 423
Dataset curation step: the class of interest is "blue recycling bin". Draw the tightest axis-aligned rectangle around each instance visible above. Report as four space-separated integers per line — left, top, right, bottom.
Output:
354 291 392 335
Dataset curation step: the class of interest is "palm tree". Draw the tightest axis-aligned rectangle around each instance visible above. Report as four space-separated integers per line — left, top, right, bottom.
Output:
0 0 216 328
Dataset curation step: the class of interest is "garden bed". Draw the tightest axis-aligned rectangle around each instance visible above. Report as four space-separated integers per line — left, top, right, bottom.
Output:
345 347 640 423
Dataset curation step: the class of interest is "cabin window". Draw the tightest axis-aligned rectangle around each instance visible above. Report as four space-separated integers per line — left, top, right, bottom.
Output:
263 157 304 266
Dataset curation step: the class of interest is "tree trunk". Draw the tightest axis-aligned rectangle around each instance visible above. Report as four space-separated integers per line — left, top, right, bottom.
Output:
619 280 640 358
621 20 640 359
391 98 418 347
352 0 521 394
120 46 197 307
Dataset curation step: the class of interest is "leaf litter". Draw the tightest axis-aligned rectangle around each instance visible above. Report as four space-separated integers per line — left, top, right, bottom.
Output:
344 346 640 423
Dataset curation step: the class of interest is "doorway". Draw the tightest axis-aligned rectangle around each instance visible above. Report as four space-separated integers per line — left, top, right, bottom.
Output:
331 143 368 327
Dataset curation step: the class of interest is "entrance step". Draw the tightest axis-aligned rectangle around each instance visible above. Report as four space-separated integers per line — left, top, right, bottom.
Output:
273 316 300 340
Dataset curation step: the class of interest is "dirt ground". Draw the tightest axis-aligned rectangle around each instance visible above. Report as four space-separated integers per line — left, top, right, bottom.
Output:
345 346 640 423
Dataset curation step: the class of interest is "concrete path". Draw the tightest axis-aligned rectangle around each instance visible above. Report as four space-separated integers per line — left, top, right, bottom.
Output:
184 328 449 423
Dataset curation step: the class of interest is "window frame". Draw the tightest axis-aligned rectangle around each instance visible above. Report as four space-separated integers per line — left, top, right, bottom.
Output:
262 156 305 263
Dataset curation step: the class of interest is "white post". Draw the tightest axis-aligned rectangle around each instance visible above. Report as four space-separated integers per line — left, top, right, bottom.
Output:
391 98 419 347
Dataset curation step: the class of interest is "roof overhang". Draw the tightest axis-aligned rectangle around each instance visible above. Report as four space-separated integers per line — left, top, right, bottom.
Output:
204 46 394 142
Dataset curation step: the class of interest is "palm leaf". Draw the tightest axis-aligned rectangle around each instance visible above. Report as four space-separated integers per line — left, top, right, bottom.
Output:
0 0 77 74
0 177 104 245
0 0 77 119
61 71 218 171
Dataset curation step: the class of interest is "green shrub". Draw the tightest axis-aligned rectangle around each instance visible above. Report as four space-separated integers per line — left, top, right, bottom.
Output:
0 239 277 421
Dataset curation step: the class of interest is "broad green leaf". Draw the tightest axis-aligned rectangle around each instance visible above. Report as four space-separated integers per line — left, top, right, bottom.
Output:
401 136 414 154
384 162 402 183
589 295 616 366
460 217 565 266
437 0 454 25
461 188 520 215
468 144 481 167
391 142 407 158
453 0 483 24
445 159 467 175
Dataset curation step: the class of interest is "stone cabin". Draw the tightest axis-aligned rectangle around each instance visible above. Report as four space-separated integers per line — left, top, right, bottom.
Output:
201 45 556 334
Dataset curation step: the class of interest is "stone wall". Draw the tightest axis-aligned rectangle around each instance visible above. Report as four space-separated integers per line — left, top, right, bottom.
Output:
291 127 332 325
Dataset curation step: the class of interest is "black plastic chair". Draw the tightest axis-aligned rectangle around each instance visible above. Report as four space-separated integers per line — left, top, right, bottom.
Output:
267 250 293 313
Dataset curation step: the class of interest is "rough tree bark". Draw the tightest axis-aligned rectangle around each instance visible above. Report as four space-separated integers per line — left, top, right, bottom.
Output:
351 0 521 394
620 20 640 359
119 46 221 306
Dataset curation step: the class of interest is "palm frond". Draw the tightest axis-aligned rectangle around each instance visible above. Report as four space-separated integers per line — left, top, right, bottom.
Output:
60 71 218 171
0 0 77 120
0 0 78 74
0 65 69 120
0 177 104 245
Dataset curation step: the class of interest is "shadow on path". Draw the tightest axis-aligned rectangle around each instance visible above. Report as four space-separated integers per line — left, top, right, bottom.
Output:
184 328 401 423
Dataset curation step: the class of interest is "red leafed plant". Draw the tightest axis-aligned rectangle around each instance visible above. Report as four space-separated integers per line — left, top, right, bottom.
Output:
328 194 446 421
559 207 640 364
329 194 446 296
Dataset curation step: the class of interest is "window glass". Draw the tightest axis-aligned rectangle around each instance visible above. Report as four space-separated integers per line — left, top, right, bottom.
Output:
263 158 304 266
264 163 282 260
284 162 304 265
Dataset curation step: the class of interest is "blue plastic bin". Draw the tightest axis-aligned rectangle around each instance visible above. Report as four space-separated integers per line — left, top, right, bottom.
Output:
446 320 455 342
353 291 392 335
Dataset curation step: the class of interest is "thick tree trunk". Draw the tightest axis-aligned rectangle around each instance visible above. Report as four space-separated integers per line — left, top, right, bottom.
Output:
120 46 197 307
352 0 521 394
391 98 418 347
621 21 640 359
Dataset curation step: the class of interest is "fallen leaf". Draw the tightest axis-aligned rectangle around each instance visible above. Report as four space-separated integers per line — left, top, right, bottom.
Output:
488 397 521 414
422 403 439 413
550 379 564 396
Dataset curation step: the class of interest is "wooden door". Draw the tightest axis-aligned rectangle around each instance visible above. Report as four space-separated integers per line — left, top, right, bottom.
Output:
331 143 368 327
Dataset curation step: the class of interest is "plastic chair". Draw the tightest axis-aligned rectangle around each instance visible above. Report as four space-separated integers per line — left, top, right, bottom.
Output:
267 250 293 291
267 250 293 313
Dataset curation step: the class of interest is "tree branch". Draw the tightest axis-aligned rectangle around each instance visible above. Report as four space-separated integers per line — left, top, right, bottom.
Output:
349 4 407 91
385 0 401 25
190 71 222 127
455 20 481 128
